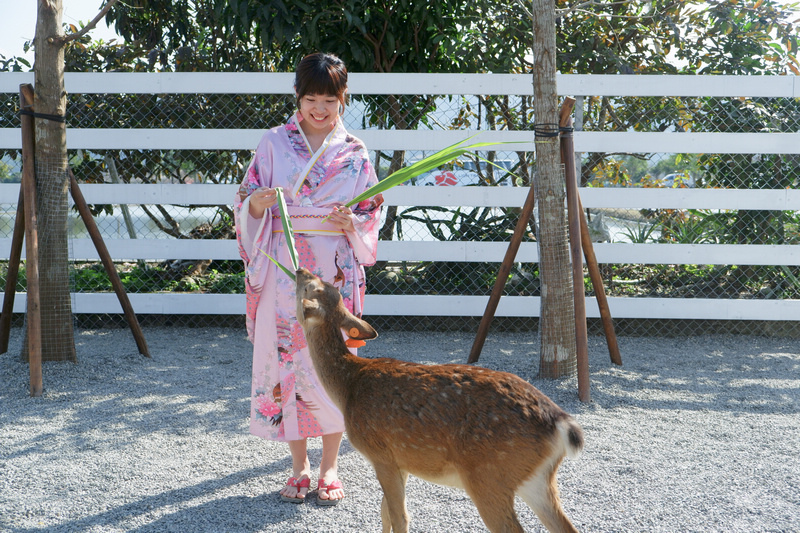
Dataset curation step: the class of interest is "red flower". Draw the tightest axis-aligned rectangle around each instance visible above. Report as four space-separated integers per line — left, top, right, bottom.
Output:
434 171 458 186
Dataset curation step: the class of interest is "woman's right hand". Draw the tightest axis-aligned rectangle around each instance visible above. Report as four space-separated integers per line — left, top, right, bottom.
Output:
248 187 280 218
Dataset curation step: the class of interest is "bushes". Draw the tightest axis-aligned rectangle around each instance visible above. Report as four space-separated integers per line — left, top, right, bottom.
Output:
61 262 245 294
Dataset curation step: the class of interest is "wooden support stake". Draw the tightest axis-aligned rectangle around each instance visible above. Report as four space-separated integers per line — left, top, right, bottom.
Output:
578 196 622 365
559 97 590 402
0 188 25 354
68 169 150 358
558 97 621 366
468 184 536 364
20 84 42 397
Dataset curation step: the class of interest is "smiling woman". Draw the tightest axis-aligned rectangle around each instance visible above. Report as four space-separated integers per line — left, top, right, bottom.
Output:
293 54 348 150
233 51 384 507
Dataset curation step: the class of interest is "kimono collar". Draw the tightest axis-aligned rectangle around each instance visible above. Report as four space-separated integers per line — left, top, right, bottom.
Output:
290 113 347 199
292 112 344 153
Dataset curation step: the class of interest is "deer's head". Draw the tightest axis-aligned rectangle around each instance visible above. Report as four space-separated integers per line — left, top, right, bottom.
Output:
296 268 378 343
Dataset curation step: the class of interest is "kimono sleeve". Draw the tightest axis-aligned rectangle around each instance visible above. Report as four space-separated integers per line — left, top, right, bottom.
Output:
345 154 383 267
233 140 274 293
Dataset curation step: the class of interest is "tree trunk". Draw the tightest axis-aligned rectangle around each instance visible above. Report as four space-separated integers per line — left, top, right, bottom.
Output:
23 0 77 363
532 0 576 378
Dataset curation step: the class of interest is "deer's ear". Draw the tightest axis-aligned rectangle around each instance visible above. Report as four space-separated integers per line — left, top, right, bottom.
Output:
342 315 378 341
300 298 320 320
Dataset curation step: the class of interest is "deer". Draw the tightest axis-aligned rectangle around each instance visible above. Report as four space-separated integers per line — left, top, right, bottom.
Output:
295 267 584 533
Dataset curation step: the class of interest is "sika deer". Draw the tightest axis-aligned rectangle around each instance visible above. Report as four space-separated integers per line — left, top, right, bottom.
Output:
295 268 583 533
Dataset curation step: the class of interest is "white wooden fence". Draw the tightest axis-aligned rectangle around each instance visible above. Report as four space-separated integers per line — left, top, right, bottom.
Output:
0 72 799 322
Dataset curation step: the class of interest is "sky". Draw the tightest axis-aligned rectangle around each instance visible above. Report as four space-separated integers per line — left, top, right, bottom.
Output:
0 0 120 62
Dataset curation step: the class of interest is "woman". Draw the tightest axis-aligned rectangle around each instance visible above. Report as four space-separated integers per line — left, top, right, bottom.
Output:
234 52 383 505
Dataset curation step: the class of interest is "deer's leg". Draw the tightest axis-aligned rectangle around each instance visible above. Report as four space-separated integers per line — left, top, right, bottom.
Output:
463 474 524 533
372 462 409 533
516 461 579 533
380 495 391 533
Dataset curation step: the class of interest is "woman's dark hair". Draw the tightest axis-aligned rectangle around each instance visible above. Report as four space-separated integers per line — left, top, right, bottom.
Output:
294 52 348 109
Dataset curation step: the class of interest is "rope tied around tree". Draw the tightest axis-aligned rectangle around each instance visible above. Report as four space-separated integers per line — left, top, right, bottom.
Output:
19 109 67 123
534 123 574 143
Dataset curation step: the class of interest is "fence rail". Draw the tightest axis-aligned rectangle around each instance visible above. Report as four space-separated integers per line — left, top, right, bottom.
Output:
0 72 798 327
4 129 800 153
2 72 800 96
0 183 797 321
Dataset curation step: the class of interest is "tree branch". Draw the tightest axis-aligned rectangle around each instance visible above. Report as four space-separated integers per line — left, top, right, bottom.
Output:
49 0 120 46
554 0 685 20
557 1 634 15
513 0 533 19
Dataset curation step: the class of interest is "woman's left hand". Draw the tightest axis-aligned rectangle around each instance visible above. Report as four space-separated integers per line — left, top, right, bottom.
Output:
327 205 355 232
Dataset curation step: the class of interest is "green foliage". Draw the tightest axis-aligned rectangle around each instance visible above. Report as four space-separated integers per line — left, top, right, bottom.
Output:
697 96 800 190
556 0 799 76
207 270 246 293
0 160 16 183
1 264 27 291
94 0 800 77
0 53 30 72
554 0 800 191
676 1 800 75
661 211 719 244
71 264 112 292
692 94 800 246
620 222 658 244
120 265 169 293
103 0 478 73
389 204 539 296
59 263 246 294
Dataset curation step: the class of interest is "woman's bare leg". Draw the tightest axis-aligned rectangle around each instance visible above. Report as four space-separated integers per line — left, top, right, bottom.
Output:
318 432 345 502
280 439 311 500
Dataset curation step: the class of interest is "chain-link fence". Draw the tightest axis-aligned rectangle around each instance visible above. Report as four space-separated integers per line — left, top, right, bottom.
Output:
0 74 798 337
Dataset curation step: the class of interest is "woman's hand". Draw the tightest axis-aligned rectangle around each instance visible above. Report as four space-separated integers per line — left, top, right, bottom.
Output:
327 205 355 232
248 187 280 218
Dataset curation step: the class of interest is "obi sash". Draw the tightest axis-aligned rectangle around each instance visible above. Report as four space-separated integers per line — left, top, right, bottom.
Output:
271 206 344 236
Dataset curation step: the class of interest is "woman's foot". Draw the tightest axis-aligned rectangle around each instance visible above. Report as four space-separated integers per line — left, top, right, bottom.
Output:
282 440 312 503
316 477 344 506
280 474 311 503
318 433 344 505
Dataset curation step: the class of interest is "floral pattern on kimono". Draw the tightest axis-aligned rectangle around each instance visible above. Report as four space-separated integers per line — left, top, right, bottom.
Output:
234 113 382 442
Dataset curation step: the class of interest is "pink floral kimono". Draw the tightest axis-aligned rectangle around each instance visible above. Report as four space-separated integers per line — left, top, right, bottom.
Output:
234 113 383 442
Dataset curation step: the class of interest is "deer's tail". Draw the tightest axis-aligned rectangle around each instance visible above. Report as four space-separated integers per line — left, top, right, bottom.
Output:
557 417 584 460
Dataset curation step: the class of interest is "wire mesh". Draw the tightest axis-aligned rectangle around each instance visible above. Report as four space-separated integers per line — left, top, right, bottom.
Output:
0 86 797 338
18 154 77 362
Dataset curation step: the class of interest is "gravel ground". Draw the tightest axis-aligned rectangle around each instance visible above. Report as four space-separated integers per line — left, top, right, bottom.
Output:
1 326 798 533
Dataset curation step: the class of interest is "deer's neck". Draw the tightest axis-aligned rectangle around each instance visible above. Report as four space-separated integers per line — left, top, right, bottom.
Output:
304 325 362 408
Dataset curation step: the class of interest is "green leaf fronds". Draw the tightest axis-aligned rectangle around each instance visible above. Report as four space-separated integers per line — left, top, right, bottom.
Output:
275 188 299 272
345 134 524 207
258 248 296 282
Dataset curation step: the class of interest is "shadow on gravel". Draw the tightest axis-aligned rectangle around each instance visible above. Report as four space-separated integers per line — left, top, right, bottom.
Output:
1 330 254 460
7 464 287 533
578 337 800 415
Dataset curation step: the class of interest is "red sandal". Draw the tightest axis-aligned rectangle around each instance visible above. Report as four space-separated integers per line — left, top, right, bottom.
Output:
316 478 344 506
280 476 311 503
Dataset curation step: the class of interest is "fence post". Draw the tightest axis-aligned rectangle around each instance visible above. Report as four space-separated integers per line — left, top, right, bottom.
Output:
20 83 43 397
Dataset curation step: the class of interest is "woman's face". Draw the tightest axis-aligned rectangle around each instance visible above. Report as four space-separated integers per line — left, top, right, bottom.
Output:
296 92 341 136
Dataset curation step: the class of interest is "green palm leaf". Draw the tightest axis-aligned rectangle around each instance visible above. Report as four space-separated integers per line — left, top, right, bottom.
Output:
254 188 298 282
344 134 523 207
259 249 297 282
275 188 299 272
